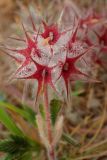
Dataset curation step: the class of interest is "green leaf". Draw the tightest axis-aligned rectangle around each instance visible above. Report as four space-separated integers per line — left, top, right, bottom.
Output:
0 135 40 160
72 81 83 97
0 107 23 136
63 133 80 147
0 102 36 126
23 105 36 125
19 152 32 160
4 155 13 160
0 136 28 153
0 135 31 159
0 156 7 160
50 99 61 125
39 104 45 119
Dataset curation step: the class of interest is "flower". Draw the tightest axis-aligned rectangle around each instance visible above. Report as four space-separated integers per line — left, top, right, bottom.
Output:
41 21 61 45
3 12 94 100
57 48 92 95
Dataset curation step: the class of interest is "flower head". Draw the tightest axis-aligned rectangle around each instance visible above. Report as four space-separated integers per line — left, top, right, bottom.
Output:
3 12 95 100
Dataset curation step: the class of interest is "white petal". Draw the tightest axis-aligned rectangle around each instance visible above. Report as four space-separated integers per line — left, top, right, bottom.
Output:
31 47 51 66
15 62 37 78
55 30 72 50
67 41 85 58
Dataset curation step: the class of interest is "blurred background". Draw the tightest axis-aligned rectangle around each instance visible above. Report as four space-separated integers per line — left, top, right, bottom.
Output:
0 0 107 160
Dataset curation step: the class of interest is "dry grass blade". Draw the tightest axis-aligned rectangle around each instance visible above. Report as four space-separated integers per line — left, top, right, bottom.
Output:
71 139 107 160
80 107 106 152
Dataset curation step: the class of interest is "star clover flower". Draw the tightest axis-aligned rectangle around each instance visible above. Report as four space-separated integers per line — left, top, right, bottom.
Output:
2 13 94 100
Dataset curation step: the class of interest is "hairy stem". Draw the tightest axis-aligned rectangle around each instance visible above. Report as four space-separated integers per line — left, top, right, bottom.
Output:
44 85 56 160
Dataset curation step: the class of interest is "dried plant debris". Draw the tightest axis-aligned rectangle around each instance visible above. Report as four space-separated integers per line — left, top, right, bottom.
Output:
0 0 107 160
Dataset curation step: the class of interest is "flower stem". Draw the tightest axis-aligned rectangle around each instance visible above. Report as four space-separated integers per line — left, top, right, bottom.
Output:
44 85 56 160
47 146 56 160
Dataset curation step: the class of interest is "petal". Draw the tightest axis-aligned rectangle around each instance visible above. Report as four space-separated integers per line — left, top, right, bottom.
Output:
55 30 72 50
49 49 67 67
1 46 25 63
15 62 37 79
67 41 85 58
31 47 51 66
